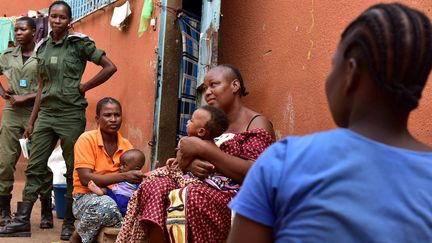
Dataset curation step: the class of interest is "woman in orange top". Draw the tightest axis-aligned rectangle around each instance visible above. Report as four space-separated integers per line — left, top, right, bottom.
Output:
69 97 144 243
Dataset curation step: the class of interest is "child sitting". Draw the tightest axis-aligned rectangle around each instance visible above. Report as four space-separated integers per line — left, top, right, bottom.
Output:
148 105 235 192
88 149 145 216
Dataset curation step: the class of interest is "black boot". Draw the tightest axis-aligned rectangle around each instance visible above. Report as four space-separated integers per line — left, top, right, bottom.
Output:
60 198 75 241
0 195 12 226
39 197 53 229
0 201 33 237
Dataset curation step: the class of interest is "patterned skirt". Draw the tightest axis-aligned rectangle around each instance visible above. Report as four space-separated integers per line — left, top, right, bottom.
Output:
117 128 273 242
116 175 231 243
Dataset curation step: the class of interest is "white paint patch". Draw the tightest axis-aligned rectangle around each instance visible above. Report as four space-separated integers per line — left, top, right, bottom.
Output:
284 92 295 135
307 0 315 60
127 125 143 144
274 129 283 141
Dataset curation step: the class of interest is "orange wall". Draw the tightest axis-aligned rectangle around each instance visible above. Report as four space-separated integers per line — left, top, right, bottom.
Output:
2 0 431 165
0 0 52 16
0 0 158 171
219 0 432 145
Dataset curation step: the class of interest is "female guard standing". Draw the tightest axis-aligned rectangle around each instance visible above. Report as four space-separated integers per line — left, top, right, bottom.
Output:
0 1 117 240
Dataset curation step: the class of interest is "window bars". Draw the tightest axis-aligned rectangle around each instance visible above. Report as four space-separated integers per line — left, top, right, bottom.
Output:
64 0 119 23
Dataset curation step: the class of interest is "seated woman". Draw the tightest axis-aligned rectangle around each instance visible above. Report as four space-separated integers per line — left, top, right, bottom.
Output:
117 64 276 243
69 97 145 243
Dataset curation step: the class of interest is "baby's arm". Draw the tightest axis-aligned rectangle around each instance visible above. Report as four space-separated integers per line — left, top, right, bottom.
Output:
177 148 193 171
88 180 107 196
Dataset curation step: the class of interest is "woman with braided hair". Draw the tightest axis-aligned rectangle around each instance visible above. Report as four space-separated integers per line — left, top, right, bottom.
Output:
228 3 432 242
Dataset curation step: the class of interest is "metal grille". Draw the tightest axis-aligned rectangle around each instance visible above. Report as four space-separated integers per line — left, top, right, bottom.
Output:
65 0 118 22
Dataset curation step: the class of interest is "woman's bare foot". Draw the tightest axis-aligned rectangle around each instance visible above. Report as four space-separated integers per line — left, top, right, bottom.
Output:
69 231 82 243
88 180 105 196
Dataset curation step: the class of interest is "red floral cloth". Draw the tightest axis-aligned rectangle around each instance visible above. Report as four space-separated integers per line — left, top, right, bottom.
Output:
116 128 273 243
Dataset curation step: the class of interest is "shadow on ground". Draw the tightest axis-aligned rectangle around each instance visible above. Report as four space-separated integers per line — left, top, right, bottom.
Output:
0 161 69 243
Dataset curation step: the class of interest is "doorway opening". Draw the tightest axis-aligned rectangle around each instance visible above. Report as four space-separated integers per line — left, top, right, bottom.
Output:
152 0 203 165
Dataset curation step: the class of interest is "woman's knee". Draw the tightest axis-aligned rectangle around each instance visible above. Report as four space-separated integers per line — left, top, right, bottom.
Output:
187 185 231 211
98 195 120 211
76 195 122 231
81 195 120 218
142 177 176 196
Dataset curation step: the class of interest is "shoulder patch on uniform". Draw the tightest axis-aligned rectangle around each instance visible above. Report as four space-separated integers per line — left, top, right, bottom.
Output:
1 48 14 54
68 32 94 42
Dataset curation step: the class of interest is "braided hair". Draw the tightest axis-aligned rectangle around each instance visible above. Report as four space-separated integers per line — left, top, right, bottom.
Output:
219 64 249 96
96 97 122 116
341 3 432 111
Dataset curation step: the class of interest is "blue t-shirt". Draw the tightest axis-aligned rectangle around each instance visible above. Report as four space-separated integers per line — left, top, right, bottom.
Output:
229 128 432 242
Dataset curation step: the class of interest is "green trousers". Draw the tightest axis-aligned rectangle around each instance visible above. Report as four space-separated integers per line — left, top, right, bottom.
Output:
0 106 51 199
23 110 86 203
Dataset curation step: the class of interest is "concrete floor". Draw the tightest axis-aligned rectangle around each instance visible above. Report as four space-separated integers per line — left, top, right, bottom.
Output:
0 161 69 243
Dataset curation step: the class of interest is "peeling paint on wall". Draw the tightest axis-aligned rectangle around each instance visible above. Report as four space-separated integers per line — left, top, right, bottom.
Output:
142 144 153 172
219 0 432 145
127 125 144 144
307 40 314 60
274 129 283 141
284 92 295 135
263 49 272 56
197 0 222 87
307 0 315 60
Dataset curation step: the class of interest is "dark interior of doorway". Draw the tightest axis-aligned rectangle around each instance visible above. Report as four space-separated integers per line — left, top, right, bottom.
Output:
183 0 202 18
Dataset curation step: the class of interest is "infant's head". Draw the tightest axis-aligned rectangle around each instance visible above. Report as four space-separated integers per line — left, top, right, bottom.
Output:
186 105 229 140
120 149 146 173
